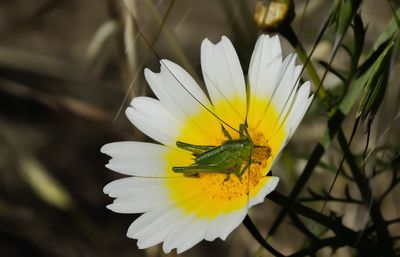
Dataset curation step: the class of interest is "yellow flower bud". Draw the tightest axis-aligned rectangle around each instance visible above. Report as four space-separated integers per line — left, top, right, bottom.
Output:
254 0 295 32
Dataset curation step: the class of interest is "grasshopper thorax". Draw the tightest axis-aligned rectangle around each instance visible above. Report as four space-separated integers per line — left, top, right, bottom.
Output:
221 139 253 157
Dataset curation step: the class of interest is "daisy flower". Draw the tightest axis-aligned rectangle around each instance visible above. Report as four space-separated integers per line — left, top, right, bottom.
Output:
102 34 313 253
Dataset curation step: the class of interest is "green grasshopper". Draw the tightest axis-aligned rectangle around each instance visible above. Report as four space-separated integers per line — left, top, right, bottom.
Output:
172 123 270 177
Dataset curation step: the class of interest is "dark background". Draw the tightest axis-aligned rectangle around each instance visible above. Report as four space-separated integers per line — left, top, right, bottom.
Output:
0 1 397 257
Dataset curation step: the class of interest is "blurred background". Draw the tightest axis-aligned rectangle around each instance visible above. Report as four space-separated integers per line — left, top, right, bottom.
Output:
0 0 398 256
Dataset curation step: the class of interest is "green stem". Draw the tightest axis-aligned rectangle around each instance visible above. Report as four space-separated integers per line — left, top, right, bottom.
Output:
337 129 370 201
337 129 396 257
243 215 285 257
281 26 327 100
246 189 359 257
267 192 357 239
289 238 338 257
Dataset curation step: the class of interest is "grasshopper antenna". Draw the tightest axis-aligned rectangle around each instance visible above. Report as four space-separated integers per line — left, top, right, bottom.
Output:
277 12 332 126
244 84 252 212
263 11 331 142
130 16 240 134
244 74 251 130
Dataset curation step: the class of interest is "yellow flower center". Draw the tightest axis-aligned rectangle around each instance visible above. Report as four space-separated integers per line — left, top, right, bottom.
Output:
165 97 286 218
198 129 271 200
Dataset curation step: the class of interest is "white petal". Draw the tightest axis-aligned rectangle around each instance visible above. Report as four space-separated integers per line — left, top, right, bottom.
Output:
248 35 282 99
163 215 196 253
289 97 313 138
133 208 182 249
175 219 209 254
107 194 165 214
201 36 246 120
144 60 211 123
104 177 164 196
274 63 302 126
262 84 312 171
161 195 214 253
204 208 247 241
101 141 173 177
126 97 181 146
128 183 200 238
284 83 313 138
248 176 279 207
128 203 176 238
104 178 168 213
136 220 177 249
254 54 299 127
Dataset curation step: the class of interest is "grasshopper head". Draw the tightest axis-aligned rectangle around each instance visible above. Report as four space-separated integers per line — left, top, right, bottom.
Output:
253 145 272 162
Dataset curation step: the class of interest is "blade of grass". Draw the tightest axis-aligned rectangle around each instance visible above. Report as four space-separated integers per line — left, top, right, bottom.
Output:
113 0 177 122
243 215 285 257
143 0 199 82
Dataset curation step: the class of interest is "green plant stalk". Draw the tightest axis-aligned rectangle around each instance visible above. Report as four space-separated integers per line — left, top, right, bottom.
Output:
268 191 356 237
266 191 396 256
337 130 396 257
281 26 325 99
248 190 365 256
244 216 285 257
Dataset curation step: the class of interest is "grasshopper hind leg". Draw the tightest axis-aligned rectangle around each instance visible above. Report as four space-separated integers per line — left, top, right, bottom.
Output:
172 163 222 174
176 141 215 156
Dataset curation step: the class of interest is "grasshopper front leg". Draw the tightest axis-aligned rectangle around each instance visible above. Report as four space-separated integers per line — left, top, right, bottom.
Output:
237 160 251 177
239 123 253 143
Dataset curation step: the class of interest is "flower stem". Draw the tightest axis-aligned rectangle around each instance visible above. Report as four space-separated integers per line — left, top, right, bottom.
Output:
243 215 285 257
337 129 396 257
267 191 357 240
280 26 328 101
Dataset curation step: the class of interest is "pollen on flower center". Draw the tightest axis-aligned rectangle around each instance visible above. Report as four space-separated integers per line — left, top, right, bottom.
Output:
198 129 272 200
